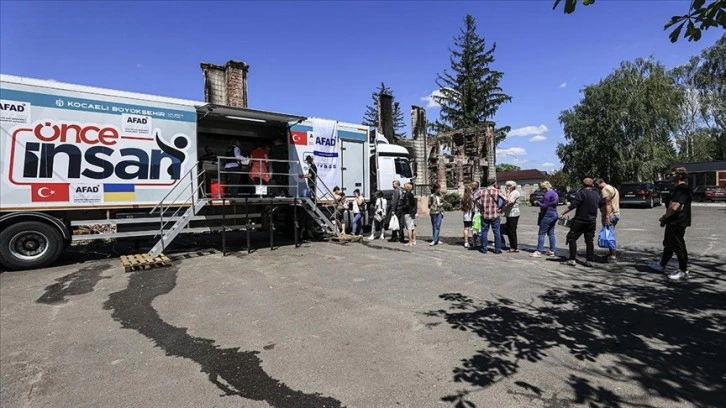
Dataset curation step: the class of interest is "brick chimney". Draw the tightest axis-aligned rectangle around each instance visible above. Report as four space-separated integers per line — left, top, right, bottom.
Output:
200 60 249 108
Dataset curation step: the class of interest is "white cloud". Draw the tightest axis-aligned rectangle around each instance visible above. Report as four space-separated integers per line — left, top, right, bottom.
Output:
502 158 528 165
421 88 451 109
496 147 527 157
529 135 547 142
508 125 548 137
559 82 567 88
541 162 556 169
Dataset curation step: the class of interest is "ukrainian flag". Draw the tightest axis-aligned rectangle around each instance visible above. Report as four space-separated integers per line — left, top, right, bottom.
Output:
104 184 135 201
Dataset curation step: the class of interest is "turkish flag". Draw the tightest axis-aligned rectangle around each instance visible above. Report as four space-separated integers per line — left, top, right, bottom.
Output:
290 130 308 146
30 183 70 202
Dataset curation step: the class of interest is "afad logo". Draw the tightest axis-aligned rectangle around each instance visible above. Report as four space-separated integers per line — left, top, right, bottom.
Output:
0 102 27 112
8 120 190 186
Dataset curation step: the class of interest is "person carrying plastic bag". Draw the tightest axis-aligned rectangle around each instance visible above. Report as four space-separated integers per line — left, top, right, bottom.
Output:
598 225 616 251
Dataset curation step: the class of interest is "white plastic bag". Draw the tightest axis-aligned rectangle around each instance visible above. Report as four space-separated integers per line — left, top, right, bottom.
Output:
388 214 400 231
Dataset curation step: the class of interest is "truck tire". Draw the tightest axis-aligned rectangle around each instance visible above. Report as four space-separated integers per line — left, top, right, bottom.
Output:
0 221 65 271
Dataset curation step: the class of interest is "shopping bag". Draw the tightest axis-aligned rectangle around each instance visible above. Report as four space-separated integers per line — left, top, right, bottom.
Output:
472 213 482 232
597 225 616 250
388 214 400 231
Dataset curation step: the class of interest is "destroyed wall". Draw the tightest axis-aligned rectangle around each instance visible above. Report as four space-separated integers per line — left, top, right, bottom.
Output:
424 123 497 194
200 60 249 108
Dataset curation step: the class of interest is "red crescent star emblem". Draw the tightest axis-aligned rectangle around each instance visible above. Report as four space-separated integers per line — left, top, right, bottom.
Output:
290 131 308 146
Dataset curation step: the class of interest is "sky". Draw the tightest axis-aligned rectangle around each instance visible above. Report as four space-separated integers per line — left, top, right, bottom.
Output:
1 0 722 172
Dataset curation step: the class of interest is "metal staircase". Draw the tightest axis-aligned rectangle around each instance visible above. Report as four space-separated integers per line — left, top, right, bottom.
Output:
298 197 342 237
148 162 208 258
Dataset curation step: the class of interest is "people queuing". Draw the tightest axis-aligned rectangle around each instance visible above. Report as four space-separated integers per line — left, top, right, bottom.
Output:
339 170 693 282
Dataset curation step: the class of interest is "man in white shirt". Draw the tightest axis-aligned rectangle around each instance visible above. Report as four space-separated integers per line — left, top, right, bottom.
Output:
595 177 620 262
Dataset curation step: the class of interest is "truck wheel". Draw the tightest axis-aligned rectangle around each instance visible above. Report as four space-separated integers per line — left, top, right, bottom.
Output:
0 221 65 271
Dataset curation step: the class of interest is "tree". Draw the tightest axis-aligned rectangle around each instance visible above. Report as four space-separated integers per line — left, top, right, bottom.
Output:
557 58 683 186
552 0 726 43
694 33 726 159
362 82 406 138
432 15 512 146
546 169 575 189
495 163 521 173
670 56 706 161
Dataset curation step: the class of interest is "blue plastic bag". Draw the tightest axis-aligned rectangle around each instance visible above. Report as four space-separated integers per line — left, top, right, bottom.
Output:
598 225 616 250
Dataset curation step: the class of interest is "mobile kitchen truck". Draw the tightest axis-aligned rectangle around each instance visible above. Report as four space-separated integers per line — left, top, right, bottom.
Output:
0 74 413 270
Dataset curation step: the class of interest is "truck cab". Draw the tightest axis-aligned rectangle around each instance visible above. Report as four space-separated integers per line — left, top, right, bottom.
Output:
370 131 414 197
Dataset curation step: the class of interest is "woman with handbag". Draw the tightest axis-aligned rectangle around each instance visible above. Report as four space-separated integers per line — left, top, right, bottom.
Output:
368 191 388 240
428 183 444 246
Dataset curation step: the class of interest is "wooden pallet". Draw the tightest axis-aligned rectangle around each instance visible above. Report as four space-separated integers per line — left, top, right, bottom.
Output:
120 253 171 272
330 234 362 244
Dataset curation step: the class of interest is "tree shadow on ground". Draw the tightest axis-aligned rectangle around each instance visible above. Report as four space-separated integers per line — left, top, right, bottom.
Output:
427 245 726 408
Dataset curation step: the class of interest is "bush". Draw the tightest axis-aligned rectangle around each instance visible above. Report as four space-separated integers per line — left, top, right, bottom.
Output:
442 192 461 211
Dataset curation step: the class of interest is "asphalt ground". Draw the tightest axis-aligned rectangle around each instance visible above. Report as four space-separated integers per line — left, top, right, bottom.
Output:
1 204 725 408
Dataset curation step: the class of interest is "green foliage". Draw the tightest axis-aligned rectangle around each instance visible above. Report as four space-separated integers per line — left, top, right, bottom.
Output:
664 0 726 43
442 192 461 211
670 33 726 161
546 170 575 189
496 163 521 172
431 15 512 145
553 0 726 43
362 82 406 138
557 58 682 186
694 34 726 159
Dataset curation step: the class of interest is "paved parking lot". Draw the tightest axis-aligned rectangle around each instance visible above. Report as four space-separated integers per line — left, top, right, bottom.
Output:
1 205 725 408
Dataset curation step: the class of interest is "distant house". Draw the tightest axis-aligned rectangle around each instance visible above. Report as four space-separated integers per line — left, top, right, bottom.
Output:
496 169 548 201
496 169 548 187
671 161 726 188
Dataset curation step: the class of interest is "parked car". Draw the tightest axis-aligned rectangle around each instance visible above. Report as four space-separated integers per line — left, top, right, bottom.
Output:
692 185 726 202
655 180 676 204
618 182 662 208
529 188 567 206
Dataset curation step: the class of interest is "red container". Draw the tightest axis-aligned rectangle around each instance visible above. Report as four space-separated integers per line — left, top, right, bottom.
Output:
210 179 225 199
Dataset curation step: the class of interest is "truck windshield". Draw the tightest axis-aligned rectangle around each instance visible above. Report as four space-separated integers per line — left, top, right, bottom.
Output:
395 158 413 179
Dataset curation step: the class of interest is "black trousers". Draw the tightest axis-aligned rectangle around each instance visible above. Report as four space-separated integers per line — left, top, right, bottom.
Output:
225 167 242 197
661 225 688 271
566 220 596 261
506 216 519 249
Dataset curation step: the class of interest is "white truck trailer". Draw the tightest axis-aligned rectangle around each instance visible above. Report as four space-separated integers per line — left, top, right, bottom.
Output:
0 74 413 270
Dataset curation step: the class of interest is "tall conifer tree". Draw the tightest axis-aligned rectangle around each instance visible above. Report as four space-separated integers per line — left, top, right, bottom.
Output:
432 15 512 144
